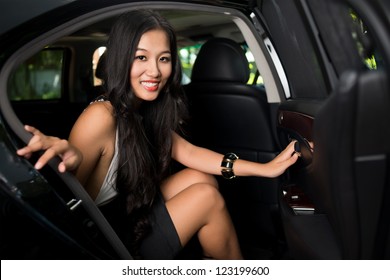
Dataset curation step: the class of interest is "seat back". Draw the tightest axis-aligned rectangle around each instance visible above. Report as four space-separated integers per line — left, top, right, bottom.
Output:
184 38 283 257
314 70 390 259
283 70 390 259
184 38 277 154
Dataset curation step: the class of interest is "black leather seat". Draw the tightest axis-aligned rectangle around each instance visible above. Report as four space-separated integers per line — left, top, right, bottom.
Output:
184 37 284 258
280 70 390 259
184 38 277 155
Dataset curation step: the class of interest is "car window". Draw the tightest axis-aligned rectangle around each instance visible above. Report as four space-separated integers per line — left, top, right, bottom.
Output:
179 43 201 85
8 48 65 101
242 44 264 85
350 9 383 71
92 46 107 86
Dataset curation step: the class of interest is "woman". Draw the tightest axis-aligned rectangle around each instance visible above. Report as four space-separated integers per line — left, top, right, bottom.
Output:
17 9 298 259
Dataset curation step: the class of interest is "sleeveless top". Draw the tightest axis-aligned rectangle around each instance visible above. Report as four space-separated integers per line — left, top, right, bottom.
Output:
94 129 119 206
90 95 120 206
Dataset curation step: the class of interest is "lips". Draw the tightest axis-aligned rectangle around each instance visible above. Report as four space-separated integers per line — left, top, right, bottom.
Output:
141 81 159 91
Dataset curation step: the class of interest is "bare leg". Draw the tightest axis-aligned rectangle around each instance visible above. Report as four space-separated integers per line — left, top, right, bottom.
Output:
161 168 243 259
161 168 219 200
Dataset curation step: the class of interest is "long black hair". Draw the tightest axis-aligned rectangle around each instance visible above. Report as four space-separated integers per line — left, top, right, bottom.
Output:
104 9 187 257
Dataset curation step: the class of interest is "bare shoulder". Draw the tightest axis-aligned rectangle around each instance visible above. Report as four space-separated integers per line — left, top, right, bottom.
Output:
79 101 114 127
69 101 116 145
83 101 114 120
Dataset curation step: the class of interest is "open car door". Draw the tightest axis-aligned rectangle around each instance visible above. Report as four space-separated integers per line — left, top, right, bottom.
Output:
259 0 390 259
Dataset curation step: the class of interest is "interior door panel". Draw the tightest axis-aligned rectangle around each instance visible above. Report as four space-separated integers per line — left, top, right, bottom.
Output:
276 71 390 259
276 101 321 215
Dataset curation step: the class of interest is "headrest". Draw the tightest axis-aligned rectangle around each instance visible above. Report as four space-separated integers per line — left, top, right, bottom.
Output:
95 51 106 81
191 38 249 83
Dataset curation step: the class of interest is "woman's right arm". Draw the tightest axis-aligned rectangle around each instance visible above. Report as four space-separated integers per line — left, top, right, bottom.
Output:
16 125 83 173
68 102 116 187
17 102 115 187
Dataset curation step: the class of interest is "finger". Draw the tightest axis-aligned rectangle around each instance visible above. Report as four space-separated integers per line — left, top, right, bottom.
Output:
16 148 33 159
24 125 41 135
58 162 66 173
281 140 296 154
19 136 46 154
35 140 75 171
16 146 31 156
24 126 49 147
290 152 299 163
276 141 297 161
34 148 59 169
62 156 79 171
61 148 83 172
276 152 299 176
17 126 44 156
288 140 297 150
289 141 299 156
29 134 61 152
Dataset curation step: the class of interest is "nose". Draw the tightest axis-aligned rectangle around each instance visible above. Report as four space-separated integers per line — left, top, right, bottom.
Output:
145 59 161 77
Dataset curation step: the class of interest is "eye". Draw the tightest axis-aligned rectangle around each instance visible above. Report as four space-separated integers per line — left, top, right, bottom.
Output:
135 55 147 61
160 56 171 63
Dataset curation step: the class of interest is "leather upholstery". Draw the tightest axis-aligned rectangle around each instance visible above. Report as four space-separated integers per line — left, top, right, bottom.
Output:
184 38 283 256
184 37 277 153
191 37 249 83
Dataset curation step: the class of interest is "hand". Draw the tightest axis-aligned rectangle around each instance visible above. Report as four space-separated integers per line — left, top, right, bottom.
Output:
264 141 299 178
16 125 82 173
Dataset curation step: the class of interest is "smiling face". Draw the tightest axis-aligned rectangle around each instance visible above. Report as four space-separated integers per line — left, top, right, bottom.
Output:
130 29 172 102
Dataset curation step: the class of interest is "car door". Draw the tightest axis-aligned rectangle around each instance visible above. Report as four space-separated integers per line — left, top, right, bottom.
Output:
256 0 390 259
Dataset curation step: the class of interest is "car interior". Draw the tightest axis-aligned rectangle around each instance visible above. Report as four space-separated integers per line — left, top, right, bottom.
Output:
1 0 389 260
6 5 287 259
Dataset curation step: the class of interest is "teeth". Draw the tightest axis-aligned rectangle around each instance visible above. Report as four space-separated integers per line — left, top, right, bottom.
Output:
142 82 158 87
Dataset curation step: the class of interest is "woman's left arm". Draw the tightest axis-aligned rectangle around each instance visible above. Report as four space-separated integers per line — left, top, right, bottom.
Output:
171 132 299 178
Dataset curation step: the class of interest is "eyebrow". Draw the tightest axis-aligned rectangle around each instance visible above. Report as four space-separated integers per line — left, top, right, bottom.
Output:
136 48 171 54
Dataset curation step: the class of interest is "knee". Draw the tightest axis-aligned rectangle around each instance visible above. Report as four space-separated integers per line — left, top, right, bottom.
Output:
193 183 225 211
185 168 219 189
